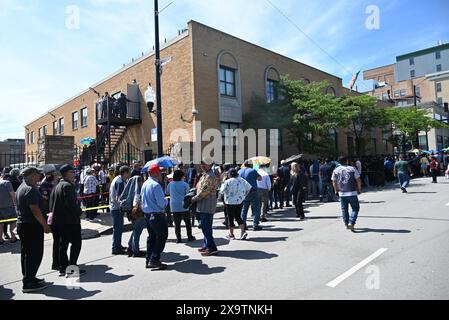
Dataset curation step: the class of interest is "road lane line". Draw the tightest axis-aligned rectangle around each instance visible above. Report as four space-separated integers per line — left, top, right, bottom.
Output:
445 202 449 206
326 248 388 288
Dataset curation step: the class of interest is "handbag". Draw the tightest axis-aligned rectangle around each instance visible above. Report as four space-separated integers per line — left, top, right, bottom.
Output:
131 196 144 220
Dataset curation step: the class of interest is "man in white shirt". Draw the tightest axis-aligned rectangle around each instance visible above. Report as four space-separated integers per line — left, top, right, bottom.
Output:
257 164 272 222
145 83 155 113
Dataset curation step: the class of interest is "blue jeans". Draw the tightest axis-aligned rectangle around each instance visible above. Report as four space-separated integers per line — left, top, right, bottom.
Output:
268 188 275 210
340 196 360 226
398 172 410 189
145 213 168 264
111 210 124 253
199 213 217 251
320 182 334 202
128 218 146 254
241 190 261 227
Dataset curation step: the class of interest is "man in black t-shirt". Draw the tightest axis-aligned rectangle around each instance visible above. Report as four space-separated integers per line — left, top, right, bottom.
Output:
16 167 51 293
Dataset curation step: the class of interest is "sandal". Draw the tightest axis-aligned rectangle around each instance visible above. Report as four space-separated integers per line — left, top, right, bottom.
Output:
9 238 19 244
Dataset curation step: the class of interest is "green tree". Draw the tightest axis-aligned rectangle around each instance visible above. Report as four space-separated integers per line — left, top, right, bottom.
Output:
338 95 389 157
386 107 447 153
243 77 345 155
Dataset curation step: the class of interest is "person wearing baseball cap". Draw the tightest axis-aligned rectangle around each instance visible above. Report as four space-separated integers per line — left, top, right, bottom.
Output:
140 163 168 270
49 164 86 277
16 167 51 293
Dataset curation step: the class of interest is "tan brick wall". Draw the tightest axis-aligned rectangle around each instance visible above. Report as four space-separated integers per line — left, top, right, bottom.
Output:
189 21 378 159
25 20 393 163
25 34 194 157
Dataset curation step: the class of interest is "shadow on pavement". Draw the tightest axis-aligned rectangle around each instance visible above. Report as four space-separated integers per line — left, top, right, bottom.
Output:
361 215 449 222
0 286 15 300
353 228 411 234
263 227 303 232
162 252 190 263
246 237 288 243
305 216 339 220
26 284 101 300
406 192 437 194
169 259 226 275
0 242 21 255
216 250 278 260
80 265 134 284
185 237 229 249
359 201 386 204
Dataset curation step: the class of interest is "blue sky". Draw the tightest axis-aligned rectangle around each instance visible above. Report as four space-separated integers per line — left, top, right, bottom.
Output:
0 0 448 140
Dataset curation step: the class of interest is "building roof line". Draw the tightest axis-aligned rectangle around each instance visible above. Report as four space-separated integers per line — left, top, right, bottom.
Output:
188 20 343 82
363 63 395 74
396 43 449 62
24 31 189 127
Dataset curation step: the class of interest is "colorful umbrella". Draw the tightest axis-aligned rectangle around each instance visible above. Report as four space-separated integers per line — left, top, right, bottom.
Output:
249 156 272 165
80 137 95 146
141 156 177 173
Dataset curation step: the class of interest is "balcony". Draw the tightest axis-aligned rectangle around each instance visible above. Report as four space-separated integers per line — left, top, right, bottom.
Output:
96 101 142 126
96 83 142 127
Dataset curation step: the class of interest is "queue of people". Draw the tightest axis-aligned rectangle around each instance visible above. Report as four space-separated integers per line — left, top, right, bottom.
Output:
1 150 446 294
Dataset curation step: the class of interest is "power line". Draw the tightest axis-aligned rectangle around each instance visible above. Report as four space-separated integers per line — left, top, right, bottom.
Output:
264 0 372 92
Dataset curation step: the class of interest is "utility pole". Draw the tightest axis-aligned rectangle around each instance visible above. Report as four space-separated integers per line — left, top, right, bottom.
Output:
154 0 163 158
413 85 417 107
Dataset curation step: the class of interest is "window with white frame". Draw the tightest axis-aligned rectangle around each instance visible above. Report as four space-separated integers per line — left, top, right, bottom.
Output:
59 118 64 135
81 107 88 127
72 111 79 130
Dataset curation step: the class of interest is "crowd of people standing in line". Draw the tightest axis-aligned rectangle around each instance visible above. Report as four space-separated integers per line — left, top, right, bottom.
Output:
1 151 447 293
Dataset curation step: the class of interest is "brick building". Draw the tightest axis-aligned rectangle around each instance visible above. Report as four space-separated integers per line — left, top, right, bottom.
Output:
24 20 392 165
363 43 449 151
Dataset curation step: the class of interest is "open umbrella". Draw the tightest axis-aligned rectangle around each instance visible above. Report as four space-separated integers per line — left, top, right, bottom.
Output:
284 154 303 164
249 156 271 165
80 137 95 146
141 156 177 173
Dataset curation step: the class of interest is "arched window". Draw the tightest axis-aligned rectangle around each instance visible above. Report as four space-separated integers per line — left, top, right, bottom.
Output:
300 78 311 84
326 86 337 97
218 52 239 98
265 66 281 103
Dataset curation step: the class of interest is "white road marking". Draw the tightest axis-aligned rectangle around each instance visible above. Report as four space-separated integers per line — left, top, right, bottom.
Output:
326 248 388 288
445 202 449 206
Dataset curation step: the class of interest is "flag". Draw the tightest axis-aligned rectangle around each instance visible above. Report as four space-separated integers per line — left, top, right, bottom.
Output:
348 70 361 91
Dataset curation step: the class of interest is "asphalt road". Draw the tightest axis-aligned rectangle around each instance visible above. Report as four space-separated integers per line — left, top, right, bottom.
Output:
1 177 448 300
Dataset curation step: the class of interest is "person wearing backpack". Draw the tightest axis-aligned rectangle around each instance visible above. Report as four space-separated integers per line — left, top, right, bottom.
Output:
110 166 131 255
119 175 145 257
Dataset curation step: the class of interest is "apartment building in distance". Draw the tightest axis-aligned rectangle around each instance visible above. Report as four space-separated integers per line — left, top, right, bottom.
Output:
24 20 393 165
0 139 25 168
364 43 449 151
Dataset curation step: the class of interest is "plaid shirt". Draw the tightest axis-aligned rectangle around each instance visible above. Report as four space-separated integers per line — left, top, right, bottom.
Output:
83 175 99 195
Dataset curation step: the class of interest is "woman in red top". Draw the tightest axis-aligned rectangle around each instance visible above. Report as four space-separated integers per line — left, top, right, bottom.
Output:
429 157 439 184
